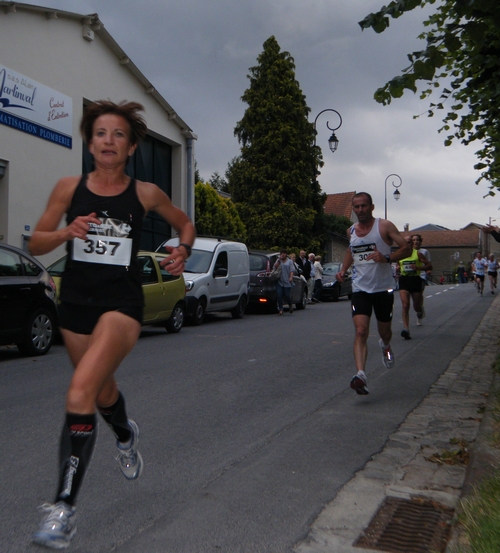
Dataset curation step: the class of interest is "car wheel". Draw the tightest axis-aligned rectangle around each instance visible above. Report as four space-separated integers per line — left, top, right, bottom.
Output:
165 302 185 333
231 295 246 319
190 298 206 326
295 289 307 310
17 307 55 356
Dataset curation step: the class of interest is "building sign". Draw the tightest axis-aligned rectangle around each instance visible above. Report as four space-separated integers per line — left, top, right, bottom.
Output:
0 64 72 148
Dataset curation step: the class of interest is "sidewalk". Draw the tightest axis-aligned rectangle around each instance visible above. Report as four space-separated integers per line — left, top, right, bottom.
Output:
294 295 500 553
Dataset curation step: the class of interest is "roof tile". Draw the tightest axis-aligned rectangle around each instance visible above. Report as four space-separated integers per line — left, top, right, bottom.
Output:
324 192 356 219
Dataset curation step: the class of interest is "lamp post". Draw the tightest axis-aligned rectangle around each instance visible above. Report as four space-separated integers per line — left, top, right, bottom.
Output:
313 109 342 152
313 109 342 180
384 174 402 220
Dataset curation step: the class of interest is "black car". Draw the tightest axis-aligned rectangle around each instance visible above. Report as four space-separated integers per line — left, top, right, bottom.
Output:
320 261 352 302
0 243 57 355
248 251 308 312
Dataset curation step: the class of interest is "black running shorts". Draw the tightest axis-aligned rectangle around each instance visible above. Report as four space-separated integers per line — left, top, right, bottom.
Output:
351 290 394 322
399 275 425 294
58 302 143 335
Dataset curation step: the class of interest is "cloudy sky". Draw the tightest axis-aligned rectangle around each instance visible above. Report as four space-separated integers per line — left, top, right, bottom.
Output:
25 0 499 230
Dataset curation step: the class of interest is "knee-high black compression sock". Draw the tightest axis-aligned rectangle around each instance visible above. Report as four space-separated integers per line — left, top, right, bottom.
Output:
97 392 131 443
55 413 97 506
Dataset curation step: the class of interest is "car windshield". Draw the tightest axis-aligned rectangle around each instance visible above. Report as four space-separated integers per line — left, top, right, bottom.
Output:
249 255 267 271
183 249 213 274
323 263 341 275
47 256 68 276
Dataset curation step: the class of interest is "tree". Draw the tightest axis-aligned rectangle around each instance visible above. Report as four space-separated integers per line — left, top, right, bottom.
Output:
323 213 353 237
229 36 326 252
194 182 246 242
359 0 500 191
209 171 230 194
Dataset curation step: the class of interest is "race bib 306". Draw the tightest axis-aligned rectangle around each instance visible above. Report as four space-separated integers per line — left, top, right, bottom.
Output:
352 243 376 264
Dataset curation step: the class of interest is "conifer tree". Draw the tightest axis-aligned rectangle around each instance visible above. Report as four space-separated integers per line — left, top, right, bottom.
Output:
229 36 325 251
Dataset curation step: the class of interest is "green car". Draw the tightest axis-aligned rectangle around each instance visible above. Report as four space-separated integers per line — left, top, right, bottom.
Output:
47 251 186 334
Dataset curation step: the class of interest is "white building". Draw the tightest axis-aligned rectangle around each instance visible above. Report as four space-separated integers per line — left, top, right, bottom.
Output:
0 2 196 264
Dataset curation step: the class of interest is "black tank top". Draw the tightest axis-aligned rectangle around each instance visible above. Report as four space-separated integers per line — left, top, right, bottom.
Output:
60 174 146 306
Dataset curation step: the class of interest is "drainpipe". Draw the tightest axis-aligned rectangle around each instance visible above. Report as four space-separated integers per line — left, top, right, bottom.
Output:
182 131 197 222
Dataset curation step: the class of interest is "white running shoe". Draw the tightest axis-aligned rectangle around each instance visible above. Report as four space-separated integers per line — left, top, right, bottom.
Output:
350 373 369 395
33 502 76 549
379 339 395 369
116 420 143 480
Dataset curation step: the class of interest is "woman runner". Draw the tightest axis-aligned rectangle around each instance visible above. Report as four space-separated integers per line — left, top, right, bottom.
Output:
30 100 195 549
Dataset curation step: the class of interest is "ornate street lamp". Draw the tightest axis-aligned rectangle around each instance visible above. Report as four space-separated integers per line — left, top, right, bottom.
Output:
311 109 342 260
384 173 402 219
314 109 342 152
313 109 342 179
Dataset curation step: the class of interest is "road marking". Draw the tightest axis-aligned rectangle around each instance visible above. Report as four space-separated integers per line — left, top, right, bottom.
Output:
425 286 458 297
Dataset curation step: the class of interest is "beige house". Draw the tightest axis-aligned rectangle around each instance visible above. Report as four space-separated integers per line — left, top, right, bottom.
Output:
0 2 196 265
407 228 480 282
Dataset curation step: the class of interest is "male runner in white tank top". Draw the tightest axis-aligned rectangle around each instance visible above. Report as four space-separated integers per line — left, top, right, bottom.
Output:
336 192 411 395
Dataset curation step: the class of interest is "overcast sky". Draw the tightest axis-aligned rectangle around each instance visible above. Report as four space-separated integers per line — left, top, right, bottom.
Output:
24 0 500 231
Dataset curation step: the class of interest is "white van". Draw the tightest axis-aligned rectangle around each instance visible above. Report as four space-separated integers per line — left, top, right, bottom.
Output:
157 237 250 325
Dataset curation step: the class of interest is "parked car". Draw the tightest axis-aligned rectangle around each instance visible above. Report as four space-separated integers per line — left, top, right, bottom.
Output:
320 261 352 302
0 243 57 355
47 251 186 333
248 251 308 312
157 237 250 325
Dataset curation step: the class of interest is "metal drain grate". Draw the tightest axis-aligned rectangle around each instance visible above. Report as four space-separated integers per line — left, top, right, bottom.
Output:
354 496 454 553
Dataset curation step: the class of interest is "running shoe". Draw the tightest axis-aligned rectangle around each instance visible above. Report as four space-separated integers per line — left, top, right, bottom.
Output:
116 420 143 480
33 502 76 549
416 317 422 326
401 329 411 340
350 373 369 395
379 339 395 369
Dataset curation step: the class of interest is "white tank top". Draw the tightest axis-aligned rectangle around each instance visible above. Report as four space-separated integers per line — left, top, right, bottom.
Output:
474 258 487 276
350 218 395 293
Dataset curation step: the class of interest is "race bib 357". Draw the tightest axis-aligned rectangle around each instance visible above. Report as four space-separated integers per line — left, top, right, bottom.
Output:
72 236 132 266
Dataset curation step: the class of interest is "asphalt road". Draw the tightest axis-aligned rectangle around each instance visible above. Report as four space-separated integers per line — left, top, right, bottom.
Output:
0 282 494 553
